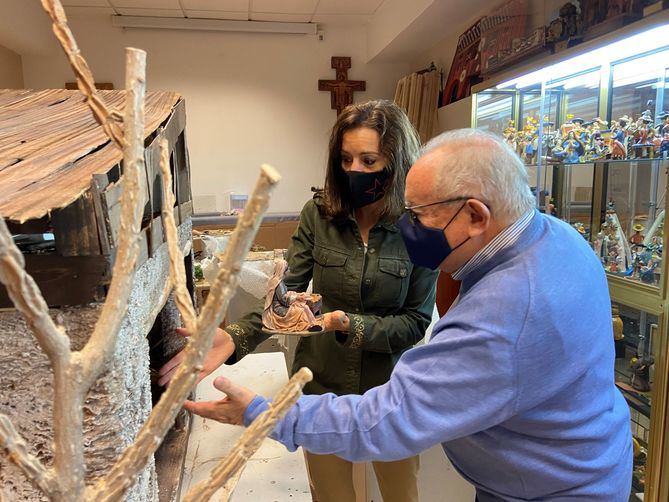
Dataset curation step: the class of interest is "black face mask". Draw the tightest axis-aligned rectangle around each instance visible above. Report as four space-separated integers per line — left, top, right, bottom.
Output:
346 168 390 208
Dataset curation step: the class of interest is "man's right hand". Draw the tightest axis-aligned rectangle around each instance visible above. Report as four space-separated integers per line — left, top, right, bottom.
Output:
157 327 236 387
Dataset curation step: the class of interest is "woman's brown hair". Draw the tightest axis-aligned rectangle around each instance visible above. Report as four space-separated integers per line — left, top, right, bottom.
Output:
321 99 420 222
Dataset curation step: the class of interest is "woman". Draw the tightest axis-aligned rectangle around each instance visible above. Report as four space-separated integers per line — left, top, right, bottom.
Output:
159 100 437 502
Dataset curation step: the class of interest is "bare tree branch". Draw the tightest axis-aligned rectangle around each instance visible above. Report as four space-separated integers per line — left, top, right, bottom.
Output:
77 47 147 389
52 47 146 500
0 217 70 365
159 137 197 331
183 367 313 502
40 0 124 148
0 415 59 497
88 164 281 502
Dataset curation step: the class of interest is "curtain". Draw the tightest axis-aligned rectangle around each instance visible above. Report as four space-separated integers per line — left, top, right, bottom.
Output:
394 69 440 143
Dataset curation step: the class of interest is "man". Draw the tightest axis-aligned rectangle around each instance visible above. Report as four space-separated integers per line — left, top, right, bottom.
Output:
187 129 632 501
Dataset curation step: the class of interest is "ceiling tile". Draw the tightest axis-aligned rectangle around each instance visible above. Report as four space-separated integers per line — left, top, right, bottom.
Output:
185 10 248 19
61 0 110 6
115 7 184 17
180 0 248 12
310 13 372 25
251 0 318 14
315 0 384 15
110 0 180 8
251 12 311 22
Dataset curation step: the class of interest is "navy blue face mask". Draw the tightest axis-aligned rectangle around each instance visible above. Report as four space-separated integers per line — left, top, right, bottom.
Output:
346 168 390 208
398 199 471 270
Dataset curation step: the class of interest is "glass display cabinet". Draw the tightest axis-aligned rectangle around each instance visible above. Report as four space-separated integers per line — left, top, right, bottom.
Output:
471 22 669 502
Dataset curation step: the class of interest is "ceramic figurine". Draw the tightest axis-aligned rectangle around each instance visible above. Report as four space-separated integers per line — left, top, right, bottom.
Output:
587 131 608 160
612 305 624 342
632 111 654 158
608 119 626 159
660 133 669 159
655 111 669 136
561 1 583 39
630 355 654 392
520 116 539 164
593 201 632 273
648 127 662 158
630 223 645 247
561 130 585 163
619 114 634 158
262 259 324 334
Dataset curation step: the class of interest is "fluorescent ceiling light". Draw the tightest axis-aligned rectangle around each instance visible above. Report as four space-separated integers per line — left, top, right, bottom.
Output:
497 23 669 90
111 15 318 35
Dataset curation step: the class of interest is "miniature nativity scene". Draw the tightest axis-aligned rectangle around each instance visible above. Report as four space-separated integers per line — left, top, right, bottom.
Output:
262 259 324 336
0 1 311 501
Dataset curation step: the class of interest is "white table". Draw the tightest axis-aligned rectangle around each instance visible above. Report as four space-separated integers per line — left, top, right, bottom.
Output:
179 353 312 501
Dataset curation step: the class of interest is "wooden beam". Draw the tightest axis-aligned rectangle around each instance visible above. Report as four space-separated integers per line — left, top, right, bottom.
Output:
51 190 102 256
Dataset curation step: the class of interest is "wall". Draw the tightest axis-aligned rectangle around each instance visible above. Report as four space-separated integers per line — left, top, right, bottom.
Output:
21 12 409 214
0 43 23 88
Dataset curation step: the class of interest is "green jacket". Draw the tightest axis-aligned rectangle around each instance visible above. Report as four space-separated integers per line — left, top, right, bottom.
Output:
226 195 438 396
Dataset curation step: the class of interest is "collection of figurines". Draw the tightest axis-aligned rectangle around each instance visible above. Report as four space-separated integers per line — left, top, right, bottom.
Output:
262 259 324 335
592 201 664 285
503 110 669 165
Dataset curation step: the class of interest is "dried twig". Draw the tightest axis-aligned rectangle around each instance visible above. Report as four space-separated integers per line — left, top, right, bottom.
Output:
0 415 59 496
159 138 196 331
40 0 124 148
78 47 146 390
89 164 281 501
183 368 313 502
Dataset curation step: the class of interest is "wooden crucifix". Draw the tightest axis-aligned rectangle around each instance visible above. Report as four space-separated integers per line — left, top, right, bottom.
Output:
318 57 366 115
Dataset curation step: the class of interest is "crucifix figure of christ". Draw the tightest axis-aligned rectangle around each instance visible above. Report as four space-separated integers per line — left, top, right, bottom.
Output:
318 56 366 115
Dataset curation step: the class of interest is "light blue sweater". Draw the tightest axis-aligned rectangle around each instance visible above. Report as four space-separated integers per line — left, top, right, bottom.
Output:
245 211 632 501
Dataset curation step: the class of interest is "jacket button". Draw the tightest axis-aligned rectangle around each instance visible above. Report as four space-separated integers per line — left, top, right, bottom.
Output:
364 279 371 285
400 268 407 277
369 248 376 254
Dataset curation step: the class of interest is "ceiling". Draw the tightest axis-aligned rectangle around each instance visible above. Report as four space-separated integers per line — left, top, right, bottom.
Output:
60 0 386 24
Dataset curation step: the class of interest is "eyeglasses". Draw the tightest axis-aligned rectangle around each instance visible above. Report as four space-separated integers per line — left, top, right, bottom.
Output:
403 197 473 226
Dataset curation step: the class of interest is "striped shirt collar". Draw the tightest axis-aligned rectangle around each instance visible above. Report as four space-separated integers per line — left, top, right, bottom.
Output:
451 210 535 281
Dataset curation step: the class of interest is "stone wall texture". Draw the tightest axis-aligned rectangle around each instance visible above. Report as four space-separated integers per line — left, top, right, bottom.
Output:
0 220 191 501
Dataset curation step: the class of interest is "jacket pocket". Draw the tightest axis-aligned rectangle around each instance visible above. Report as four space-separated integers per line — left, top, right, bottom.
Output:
375 257 411 307
312 246 348 301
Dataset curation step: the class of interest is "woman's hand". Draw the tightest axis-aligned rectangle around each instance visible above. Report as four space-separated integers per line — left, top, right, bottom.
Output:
323 310 349 332
184 376 256 425
157 327 235 387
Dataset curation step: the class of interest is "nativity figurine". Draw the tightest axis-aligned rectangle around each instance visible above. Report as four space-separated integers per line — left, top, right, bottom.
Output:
262 259 324 334
630 223 645 248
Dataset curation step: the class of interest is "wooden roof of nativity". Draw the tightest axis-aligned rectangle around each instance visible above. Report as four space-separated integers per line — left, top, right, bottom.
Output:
0 89 180 223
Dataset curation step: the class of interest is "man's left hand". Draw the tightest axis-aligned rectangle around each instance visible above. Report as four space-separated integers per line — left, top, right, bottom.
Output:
184 376 257 425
